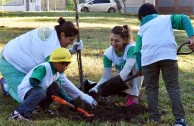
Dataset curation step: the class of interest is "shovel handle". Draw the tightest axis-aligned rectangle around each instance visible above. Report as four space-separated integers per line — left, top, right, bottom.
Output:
177 41 194 55
52 95 67 104
52 95 76 109
124 74 139 83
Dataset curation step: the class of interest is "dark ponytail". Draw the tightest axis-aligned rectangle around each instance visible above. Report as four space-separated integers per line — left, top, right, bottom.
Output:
55 17 79 40
57 17 66 25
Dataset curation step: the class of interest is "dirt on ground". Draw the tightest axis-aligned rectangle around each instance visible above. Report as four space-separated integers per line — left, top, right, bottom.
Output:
55 100 148 122
54 79 147 122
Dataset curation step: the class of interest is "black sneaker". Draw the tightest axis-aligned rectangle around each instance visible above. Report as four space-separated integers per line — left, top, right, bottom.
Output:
10 111 28 121
174 119 188 126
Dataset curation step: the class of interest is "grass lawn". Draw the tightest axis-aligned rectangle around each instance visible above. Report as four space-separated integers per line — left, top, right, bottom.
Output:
0 11 194 126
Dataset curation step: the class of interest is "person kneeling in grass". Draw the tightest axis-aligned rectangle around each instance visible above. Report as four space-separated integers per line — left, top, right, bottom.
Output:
89 25 144 106
10 48 97 120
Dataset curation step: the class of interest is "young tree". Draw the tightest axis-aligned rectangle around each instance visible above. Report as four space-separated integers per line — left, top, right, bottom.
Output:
65 0 74 11
121 0 126 13
1 0 11 7
115 0 125 13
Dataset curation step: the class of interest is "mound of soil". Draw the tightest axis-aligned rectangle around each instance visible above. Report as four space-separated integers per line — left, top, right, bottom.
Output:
58 102 147 122
85 104 147 122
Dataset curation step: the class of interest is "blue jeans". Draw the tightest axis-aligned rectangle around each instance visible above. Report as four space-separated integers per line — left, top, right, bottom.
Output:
16 82 60 118
142 60 185 121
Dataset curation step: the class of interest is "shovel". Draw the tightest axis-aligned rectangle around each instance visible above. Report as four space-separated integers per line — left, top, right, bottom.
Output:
177 41 194 55
52 95 94 117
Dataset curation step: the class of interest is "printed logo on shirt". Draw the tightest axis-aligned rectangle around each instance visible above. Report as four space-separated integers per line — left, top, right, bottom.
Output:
38 27 52 41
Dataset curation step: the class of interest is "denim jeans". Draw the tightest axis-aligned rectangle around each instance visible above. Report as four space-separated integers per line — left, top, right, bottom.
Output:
16 82 60 118
142 60 185 121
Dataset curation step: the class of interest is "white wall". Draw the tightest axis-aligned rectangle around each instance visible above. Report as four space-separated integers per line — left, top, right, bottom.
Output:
124 0 155 14
0 0 41 11
145 0 155 5
0 6 26 11
29 0 41 11
125 0 155 7
125 0 144 7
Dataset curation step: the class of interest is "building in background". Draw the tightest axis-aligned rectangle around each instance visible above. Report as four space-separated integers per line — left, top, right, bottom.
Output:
119 0 154 14
0 0 41 11
155 0 194 15
122 0 194 15
41 0 66 11
0 0 194 15
0 0 66 11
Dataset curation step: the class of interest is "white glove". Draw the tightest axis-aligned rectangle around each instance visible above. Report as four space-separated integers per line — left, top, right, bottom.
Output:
89 86 98 93
80 93 98 109
69 40 83 54
88 86 98 96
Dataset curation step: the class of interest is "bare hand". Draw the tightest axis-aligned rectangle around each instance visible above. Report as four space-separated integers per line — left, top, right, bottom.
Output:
136 71 143 76
188 36 194 51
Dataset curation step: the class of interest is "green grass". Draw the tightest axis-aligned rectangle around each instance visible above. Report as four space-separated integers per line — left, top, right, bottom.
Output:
0 11 194 126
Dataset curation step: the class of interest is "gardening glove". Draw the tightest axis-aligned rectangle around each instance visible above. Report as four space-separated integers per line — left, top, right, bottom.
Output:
80 93 98 109
89 87 98 94
69 40 83 54
88 86 98 98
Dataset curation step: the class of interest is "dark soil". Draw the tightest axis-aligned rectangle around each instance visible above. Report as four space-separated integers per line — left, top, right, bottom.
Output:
55 101 148 122
83 104 147 122
57 80 147 122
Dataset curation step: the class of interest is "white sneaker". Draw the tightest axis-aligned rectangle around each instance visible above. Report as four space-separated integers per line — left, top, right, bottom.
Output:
10 111 28 121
